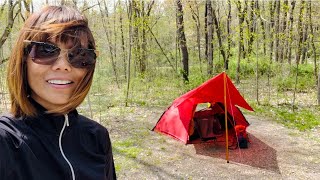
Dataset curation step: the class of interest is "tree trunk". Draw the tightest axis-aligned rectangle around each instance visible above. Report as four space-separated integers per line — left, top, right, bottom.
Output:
255 0 266 56
295 0 305 65
247 0 255 56
0 0 19 49
287 0 296 64
308 0 317 84
140 0 147 73
236 0 245 83
206 0 213 75
98 0 119 87
176 0 189 82
119 1 127 79
125 0 133 107
132 0 140 76
268 0 276 64
280 0 289 63
189 1 202 73
301 2 309 64
318 73 320 105
274 0 280 62
212 2 227 71
226 0 231 69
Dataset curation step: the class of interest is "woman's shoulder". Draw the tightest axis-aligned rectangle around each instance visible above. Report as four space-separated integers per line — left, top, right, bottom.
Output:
76 114 109 134
0 113 16 132
0 113 23 144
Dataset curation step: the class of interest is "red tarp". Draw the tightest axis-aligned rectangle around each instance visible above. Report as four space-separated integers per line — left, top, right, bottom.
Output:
153 72 254 144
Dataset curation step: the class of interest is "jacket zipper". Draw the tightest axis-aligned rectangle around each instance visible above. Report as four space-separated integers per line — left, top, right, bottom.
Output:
58 114 75 180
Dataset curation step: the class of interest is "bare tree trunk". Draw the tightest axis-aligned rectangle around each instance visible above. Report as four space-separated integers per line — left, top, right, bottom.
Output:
132 0 140 76
98 0 120 87
226 0 231 68
113 1 118 72
318 74 320 105
140 0 146 73
280 0 289 63
295 0 305 65
235 0 246 83
206 0 213 75
301 3 309 64
268 0 276 64
247 0 255 56
255 21 260 105
176 0 189 82
0 0 19 50
119 1 127 79
287 0 296 64
292 0 306 110
274 0 280 62
308 0 317 84
140 0 154 74
212 1 227 71
255 0 266 56
125 0 133 107
204 1 208 66
188 1 202 73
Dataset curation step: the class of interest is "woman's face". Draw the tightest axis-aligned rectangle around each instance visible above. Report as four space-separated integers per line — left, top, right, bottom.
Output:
26 39 87 111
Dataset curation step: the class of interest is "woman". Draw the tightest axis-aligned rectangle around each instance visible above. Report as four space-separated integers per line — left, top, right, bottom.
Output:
0 5 116 180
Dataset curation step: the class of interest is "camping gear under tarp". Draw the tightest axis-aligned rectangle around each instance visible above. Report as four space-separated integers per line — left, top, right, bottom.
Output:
152 72 254 144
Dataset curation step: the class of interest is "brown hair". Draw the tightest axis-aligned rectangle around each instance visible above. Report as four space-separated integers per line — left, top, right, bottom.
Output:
7 5 96 117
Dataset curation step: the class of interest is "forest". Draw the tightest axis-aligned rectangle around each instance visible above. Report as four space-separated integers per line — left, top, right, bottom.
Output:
1 0 319 129
1 0 320 178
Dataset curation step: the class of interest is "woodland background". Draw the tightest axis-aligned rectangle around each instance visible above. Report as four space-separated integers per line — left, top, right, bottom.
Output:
0 0 320 165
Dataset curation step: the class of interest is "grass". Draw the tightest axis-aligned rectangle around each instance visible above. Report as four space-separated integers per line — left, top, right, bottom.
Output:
251 103 320 131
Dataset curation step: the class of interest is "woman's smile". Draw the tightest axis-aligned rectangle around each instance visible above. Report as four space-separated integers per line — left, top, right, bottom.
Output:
27 40 87 111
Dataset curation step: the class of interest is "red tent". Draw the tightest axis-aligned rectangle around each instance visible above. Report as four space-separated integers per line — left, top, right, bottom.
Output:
153 72 254 144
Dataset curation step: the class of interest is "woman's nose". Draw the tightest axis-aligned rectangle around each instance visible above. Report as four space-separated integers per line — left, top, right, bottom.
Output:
51 51 72 71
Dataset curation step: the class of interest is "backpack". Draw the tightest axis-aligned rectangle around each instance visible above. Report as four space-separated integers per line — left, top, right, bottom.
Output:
235 125 249 149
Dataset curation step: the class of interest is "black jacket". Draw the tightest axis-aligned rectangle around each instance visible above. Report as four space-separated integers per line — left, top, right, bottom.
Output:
0 102 116 180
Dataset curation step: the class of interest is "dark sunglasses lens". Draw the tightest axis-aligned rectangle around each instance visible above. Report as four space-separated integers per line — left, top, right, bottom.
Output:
29 42 60 65
68 49 96 68
26 41 96 68
35 43 60 58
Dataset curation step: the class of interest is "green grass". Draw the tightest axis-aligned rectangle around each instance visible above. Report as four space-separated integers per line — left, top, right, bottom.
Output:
252 103 320 131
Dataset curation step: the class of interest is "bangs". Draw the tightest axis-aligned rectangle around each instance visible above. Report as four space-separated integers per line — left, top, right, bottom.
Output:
55 26 95 49
23 6 95 49
26 23 95 49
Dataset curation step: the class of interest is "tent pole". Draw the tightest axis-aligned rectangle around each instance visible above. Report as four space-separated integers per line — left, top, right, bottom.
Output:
224 72 229 163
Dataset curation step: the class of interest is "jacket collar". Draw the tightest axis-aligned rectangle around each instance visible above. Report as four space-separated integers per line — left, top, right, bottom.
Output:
24 98 79 133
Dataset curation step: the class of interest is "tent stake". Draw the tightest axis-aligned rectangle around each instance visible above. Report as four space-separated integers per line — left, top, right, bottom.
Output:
224 72 229 163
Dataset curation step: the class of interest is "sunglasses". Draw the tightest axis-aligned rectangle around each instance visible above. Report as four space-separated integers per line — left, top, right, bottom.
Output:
23 40 98 68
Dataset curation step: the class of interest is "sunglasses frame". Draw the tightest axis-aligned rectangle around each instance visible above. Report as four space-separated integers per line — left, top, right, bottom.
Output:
23 40 98 69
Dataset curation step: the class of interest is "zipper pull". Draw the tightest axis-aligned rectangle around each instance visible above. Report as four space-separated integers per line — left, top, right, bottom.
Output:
64 114 69 127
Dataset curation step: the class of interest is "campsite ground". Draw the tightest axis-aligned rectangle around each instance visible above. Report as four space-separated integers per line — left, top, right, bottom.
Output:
100 106 320 180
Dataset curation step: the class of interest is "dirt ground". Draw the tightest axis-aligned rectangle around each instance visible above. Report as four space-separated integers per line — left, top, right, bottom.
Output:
103 107 320 180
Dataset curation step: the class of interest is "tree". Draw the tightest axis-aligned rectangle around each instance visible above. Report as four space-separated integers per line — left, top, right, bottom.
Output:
286 0 296 64
292 0 306 111
212 1 227 71
176 0 189 82
246 0 255 56
295 0 305 65
226 0 232 65
97 0 119 87
274 0 280 62
235 0 246 83
255 0 266 56
188 1 202 73
279 0 289 63
0 0 19 49
205 0 213 75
